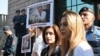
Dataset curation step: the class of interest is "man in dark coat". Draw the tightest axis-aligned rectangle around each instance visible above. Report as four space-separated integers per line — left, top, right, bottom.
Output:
13 10 21 38
1 26 18 56
20 9 27 36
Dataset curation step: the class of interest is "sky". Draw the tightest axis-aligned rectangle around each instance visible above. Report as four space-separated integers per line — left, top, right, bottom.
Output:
0 0 8 15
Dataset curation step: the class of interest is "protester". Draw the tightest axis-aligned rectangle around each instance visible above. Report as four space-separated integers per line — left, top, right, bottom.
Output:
59 10 94 56
27 27 36 54
20 9 27 36
32 27 45 56
21 27 36 56
41 24 62 56
79 7 100 55
1 25 18 56
16 9 27 56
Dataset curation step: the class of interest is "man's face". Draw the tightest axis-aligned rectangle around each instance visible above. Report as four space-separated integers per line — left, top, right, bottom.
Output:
79 11 95 25
38 6 43 13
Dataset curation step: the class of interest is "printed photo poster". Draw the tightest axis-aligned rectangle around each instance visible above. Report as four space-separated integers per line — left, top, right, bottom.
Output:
21 34 31 53
26 0 54 28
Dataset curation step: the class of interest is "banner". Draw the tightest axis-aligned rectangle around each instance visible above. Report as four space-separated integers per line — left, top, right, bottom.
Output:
26 0 54 28
21 34 31 53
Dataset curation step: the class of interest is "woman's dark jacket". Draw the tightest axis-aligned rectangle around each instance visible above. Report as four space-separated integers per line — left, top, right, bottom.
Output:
41 45 61 56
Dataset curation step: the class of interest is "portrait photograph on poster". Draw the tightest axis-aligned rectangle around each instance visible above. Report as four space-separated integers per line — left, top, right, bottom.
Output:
26 0 54 28
21 34 31 53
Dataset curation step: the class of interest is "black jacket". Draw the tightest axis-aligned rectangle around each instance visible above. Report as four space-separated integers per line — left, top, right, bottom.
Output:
41 45 61 56
3 34 18 56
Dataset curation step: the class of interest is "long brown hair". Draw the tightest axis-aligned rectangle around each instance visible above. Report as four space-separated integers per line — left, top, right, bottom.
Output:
42 24 62 45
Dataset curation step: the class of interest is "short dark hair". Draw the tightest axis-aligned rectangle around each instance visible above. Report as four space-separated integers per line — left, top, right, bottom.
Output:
79 7 94 14
16 10 20 13
42 24 62 45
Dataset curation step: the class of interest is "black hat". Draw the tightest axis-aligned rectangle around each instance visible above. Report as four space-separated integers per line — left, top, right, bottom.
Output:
79 7 94 14
3 26 11 32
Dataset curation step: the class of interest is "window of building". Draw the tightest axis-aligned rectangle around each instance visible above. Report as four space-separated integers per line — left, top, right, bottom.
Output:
66 0 94 13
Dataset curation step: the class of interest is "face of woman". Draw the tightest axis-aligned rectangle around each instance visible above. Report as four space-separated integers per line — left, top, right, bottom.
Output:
60 17 71 39
45 27 56 44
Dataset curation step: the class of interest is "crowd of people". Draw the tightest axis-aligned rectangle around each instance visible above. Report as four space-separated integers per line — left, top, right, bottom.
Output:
1 6 100 56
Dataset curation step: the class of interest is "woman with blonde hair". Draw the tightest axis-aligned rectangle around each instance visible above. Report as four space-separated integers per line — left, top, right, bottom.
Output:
59 10 94 56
